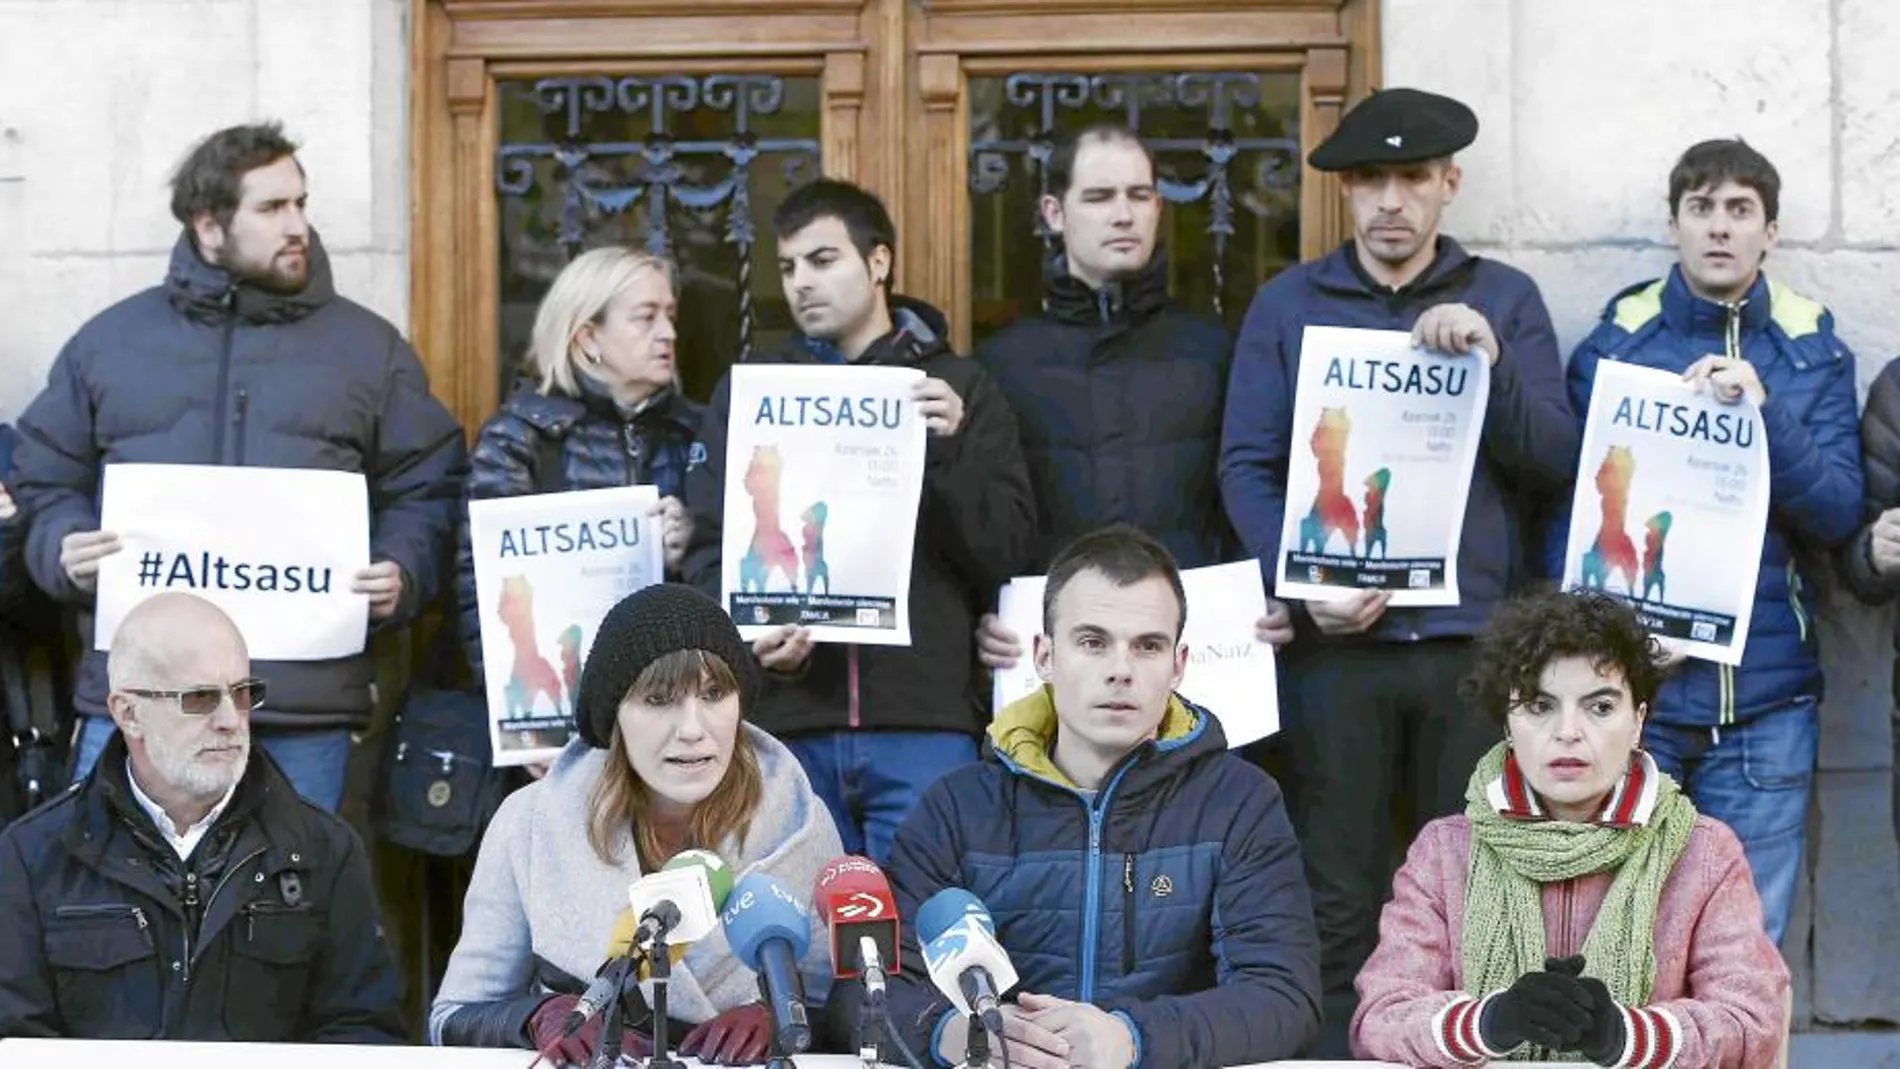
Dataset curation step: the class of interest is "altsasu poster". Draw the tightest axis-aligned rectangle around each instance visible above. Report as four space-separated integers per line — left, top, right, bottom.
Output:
1276 326 1491 607
1561 361 1769 664
468 485 664 766
721 364 927 645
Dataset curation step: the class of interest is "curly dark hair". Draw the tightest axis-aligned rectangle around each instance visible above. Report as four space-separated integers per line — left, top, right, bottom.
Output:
1460 591 1668 724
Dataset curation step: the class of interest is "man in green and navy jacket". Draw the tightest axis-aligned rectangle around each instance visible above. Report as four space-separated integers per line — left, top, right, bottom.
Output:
876 525 1320 1068
1550 138 1864 945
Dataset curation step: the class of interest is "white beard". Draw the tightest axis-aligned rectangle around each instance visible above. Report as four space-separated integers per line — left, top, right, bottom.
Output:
144 723 250 801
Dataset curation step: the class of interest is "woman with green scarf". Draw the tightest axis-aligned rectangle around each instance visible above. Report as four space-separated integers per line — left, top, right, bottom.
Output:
1350 592 1789 1068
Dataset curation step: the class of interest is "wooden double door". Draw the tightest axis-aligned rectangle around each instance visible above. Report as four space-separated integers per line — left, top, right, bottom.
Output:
411 0 1380 430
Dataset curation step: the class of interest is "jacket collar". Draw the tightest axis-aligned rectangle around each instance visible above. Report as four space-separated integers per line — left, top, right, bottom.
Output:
1311 236 1479 301
68 727 298 862
1659 265 1772 341
1487 748 1663 828
502 376 697 437
986 686 1216 794
790 295 953 367
1042 247 1172 331
164 227 336 327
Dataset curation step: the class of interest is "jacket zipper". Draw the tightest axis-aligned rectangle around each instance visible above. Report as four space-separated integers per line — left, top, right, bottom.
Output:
181 872 200 983
1716 298 1740 733
1078 760 1139 1002
191 846 268 976
212 291 238 464
232 388 250 466
1559 878 1576 958
1121 854 1136 975
847 646 861 728
623 421 645 484
54 903 155 948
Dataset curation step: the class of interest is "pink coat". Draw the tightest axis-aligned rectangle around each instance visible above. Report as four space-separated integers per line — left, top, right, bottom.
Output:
1350 814 1789 1068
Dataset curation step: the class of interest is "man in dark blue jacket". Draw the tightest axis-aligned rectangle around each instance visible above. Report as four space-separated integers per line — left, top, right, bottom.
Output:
880 525 1320 1068
1561 139 1863 945
0 593 405 1042
1219 88 1580 1053
971 123 1293 678
13 122 465 813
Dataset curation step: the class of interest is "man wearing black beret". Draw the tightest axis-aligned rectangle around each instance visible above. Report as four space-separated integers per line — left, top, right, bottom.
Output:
1218 86 1581 1055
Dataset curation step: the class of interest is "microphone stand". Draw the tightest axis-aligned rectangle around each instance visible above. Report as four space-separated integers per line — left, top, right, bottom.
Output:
963 1014 990 1069
643 934 685 1069
854 938 890 1069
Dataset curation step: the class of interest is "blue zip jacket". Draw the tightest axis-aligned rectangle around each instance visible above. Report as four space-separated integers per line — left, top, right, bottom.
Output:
1220 239 1579 642
1550 267 1864 727
878 689 1321 1068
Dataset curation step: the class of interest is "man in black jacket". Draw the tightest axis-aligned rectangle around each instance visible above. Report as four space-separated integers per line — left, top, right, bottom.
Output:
682 179 1036 864
0 593 405 1042
1837 357 1900 871
970 123 1295 675
14 122 466 813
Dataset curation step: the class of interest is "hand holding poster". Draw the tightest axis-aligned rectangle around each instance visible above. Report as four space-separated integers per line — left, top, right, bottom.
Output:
990 560 1280 747
1561 361 1769 664
93 464 369 660
1276 326 1491 607
721 364 927 645
468 486 665 766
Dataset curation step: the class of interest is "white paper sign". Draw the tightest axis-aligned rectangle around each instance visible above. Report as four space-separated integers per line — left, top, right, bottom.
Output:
1561 361 1770 665
721 364 927 645
1276 326 1491 607
93 464 369 660
469 486 664 767
991 561 1279 747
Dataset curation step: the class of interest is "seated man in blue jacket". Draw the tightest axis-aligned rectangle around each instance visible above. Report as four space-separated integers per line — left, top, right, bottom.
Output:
881 524 1321 1068
1556 138 1863 944
1218 87 1580 1054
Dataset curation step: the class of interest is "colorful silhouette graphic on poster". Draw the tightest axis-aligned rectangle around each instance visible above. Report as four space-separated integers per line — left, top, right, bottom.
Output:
1580 445 1640 595
801 501 830 595
1362 467 1391 559
558 625 583 709
496 575 569 720
739 444 800 592
1300 407 1361 555
1643 511 1673 603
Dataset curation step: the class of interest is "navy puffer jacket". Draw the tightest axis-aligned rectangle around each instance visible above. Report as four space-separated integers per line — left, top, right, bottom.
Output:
455 379 702 679
975 251 1235 569
1552 267 1864 727
879 690 1321 1068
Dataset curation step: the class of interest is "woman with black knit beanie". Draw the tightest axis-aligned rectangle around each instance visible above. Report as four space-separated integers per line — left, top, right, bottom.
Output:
430 583 842 1067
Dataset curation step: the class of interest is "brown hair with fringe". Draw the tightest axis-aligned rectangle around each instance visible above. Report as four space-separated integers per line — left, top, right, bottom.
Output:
587 649 763 868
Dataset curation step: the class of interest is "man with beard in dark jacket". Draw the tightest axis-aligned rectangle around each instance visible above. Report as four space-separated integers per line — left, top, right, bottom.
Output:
682 179 1036 864
971 124 1294 680
14 122 466 813
0 593 405 1042
1219 88 1581 1055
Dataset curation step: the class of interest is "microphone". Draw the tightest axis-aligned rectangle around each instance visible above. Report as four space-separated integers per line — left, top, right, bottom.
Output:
916 888 1016 1034
721 872 815 1055
813 855 902 985
563 910 645 1036
627 849 729 954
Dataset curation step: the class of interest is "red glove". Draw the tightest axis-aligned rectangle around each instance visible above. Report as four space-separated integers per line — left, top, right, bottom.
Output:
677 1003 772 1066
528 994 654 1068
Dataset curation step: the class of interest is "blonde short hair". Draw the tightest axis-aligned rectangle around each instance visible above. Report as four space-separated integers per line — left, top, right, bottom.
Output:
528 247 675 397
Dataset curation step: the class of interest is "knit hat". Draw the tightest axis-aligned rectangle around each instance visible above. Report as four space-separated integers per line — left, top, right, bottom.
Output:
575 583 758 749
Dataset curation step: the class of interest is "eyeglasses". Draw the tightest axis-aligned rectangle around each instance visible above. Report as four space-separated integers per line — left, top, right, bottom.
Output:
122 678 268 716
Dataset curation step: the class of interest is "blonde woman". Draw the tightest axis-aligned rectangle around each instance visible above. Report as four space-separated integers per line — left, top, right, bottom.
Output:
430 584 842 1066
454 248 701 749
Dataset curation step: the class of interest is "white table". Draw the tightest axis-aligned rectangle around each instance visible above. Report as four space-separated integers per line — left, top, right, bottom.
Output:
0 1038 1574 1068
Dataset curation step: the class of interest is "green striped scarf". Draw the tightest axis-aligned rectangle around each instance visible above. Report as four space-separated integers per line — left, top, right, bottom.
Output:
1460 743 1695 1058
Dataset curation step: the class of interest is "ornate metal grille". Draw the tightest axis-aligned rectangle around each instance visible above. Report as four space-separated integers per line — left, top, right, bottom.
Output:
495 74 821 400
969 71 1302 342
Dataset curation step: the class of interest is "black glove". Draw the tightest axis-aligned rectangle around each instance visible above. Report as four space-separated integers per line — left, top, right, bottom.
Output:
1479 957 1597 1054
1548 954 1628 1065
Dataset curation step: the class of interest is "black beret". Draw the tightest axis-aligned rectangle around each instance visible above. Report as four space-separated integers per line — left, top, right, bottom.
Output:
575 583 759 749
1307 87 1478 173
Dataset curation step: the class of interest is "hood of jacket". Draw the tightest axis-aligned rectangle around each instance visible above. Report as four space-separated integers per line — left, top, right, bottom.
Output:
987 685 1226 794
164 227 337 326
791 294 953 367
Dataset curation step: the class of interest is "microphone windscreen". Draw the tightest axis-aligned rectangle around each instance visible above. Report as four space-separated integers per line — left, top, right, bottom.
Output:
721 873 812 970
666 848 735 910
916 887 994 944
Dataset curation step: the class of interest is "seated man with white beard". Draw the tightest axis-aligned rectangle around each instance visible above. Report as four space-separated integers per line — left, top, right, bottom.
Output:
0 593 404 1041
